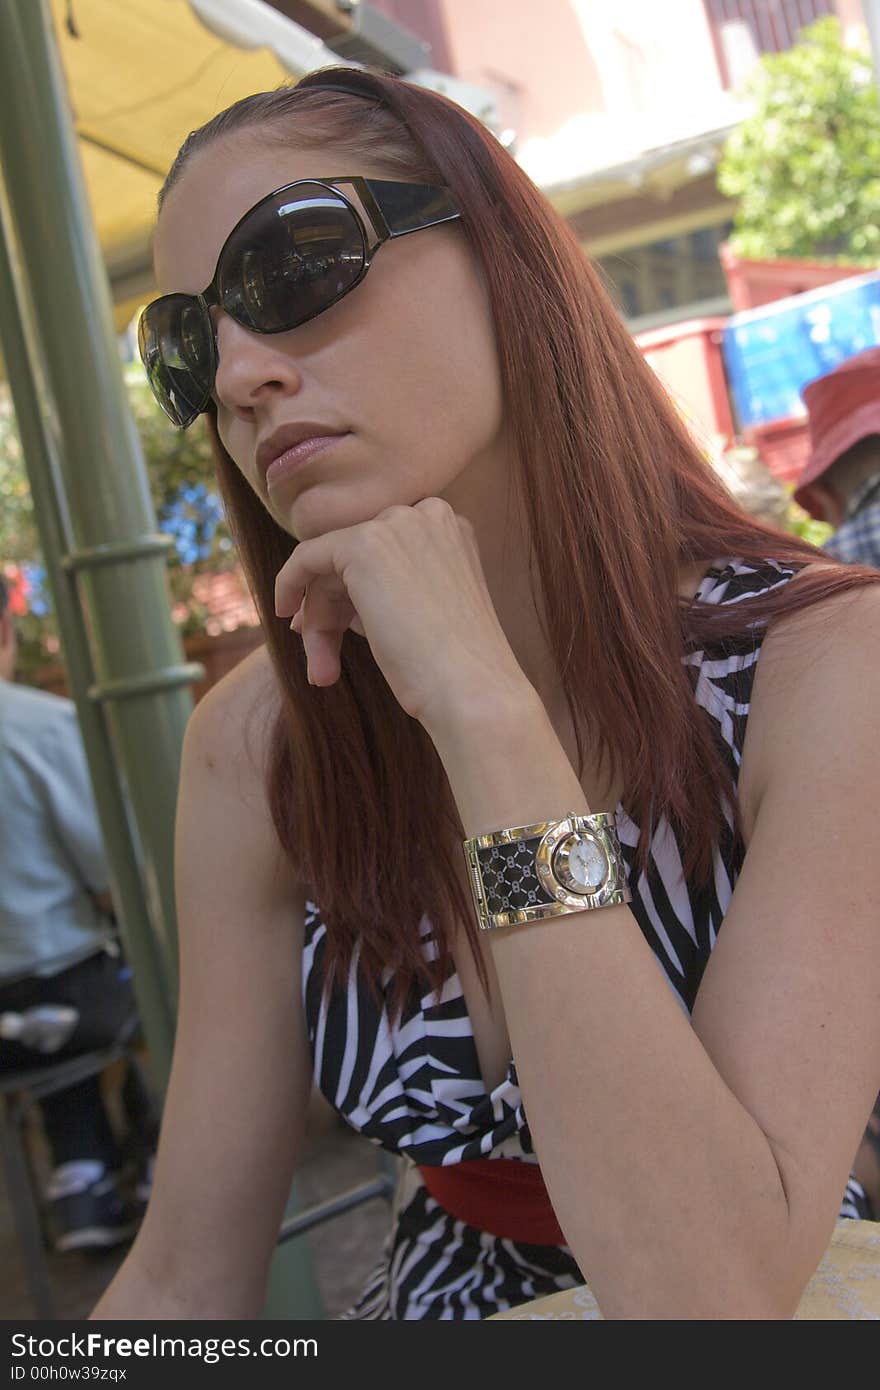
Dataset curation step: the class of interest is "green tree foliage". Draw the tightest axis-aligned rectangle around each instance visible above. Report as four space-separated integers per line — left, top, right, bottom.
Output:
787 501 833 549
718 17 880 261
0 367 237 681
124 365 236 624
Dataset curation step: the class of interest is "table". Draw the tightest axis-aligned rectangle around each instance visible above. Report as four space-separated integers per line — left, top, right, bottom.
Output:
488 1220 880 1319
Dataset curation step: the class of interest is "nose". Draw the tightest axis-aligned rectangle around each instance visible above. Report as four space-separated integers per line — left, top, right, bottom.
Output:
211 310 303 417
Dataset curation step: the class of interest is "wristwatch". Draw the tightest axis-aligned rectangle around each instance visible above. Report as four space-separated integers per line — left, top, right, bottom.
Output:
462 811 631 932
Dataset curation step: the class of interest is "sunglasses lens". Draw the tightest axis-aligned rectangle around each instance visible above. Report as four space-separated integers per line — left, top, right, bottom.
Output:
138 295 213 427
217 184 366 333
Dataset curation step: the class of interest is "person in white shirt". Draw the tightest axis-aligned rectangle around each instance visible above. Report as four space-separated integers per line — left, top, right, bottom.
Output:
0 572 157 1251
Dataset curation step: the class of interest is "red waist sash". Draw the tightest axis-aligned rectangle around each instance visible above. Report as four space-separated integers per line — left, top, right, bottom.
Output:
417 1158 566 1246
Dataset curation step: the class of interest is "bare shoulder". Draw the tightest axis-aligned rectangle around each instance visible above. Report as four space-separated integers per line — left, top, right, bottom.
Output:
740 562 880 833
183 644 285 821
196 638 274 707
764 558 880 652
179 642 301 905
186 642 276 771
751 560 880 700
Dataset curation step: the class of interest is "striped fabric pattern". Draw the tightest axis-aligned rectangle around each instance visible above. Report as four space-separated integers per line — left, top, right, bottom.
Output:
301 558 871 1320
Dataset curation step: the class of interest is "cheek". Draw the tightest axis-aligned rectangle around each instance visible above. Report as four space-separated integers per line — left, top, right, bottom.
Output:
216 413 252 481
355 230 502 420
412 320 503 456
371 276 503 447
216 415 279 519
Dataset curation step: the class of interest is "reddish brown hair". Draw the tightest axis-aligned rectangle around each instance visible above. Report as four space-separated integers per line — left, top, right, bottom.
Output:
161 66 880 1020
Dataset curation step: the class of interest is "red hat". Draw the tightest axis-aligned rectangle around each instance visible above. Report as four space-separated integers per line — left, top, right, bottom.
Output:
794 347 880 509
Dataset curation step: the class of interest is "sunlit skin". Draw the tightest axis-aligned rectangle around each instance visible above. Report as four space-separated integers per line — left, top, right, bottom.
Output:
154 130 706 741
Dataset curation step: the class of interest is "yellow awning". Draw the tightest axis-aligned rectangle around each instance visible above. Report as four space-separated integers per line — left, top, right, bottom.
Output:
47 2 723 333
50 0 326 329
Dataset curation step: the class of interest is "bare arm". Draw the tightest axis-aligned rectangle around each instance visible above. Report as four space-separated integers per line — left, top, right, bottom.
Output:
429 585 880 1318
92 649 311 1319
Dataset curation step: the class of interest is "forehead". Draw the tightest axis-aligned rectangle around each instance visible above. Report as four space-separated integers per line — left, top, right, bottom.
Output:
153 130 384 295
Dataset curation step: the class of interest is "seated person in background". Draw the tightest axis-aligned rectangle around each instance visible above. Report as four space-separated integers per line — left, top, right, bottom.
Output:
0 571 158 1251
794 348 880 568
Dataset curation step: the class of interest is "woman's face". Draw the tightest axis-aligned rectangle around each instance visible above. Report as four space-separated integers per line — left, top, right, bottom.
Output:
153 130 506 541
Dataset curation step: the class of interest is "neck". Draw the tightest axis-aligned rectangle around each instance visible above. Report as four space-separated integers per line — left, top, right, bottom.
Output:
835 440 880 504
440 439 708 730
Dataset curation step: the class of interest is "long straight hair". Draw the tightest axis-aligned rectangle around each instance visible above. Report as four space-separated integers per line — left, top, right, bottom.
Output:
161 66 880 1020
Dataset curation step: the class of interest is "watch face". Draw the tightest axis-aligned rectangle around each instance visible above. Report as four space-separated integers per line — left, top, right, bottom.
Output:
553 832 609 894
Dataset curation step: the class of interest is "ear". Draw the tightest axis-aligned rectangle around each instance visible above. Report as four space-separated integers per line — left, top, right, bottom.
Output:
797 480 845 528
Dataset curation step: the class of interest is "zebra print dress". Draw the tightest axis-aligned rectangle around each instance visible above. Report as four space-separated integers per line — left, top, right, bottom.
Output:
301 558 870 1320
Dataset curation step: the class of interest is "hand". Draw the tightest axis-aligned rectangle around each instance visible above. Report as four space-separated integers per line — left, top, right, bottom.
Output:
273 498 531 733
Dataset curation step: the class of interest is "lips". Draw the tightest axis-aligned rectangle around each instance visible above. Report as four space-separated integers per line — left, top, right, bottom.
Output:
255 423 349 483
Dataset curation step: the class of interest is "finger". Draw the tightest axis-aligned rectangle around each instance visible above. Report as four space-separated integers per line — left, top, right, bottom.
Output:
274 527 354 617
299 581 358 686
291 603 364 639
302 627 342 686
275 545 321 618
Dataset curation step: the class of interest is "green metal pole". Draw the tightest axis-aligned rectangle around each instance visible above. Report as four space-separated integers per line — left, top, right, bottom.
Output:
0 0 199 1040
0 189 176 1085
0 0 322 1317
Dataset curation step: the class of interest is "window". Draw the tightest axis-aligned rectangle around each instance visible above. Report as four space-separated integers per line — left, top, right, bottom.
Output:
703 0 837 89
596 221 734 322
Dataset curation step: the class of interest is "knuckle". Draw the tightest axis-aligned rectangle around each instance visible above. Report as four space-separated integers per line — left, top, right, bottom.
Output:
355 522 384 557
374 504 411 524
417 496 454 521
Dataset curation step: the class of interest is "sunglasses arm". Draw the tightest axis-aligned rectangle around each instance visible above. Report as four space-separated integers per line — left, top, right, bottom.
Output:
359 179 461 240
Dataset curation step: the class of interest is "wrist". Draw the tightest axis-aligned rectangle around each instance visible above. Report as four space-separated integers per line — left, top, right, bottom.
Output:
426 685 591 843
425 679 547 753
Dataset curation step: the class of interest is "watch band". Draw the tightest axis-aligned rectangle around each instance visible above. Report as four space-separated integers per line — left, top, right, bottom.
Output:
462 811 631 932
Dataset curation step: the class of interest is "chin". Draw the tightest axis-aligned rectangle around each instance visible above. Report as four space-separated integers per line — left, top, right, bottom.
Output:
274 486 409 541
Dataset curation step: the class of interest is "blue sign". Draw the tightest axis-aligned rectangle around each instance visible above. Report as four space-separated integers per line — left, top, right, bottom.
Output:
721 270 880 427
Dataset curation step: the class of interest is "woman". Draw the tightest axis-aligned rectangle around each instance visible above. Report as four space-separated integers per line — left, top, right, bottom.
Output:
95 66 880 1320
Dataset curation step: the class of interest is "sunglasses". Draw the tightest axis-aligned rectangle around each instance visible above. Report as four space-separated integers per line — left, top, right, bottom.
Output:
138 177 462 428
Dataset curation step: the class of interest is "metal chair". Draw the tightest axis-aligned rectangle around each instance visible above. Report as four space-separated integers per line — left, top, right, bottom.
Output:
2 1025 399 1319
277 1146 399 1246
0 1011 144 1320
0 943 400 1319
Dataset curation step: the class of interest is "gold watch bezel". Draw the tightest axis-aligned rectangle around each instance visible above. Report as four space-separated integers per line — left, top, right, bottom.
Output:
535 817 612 910
549 829 612 898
